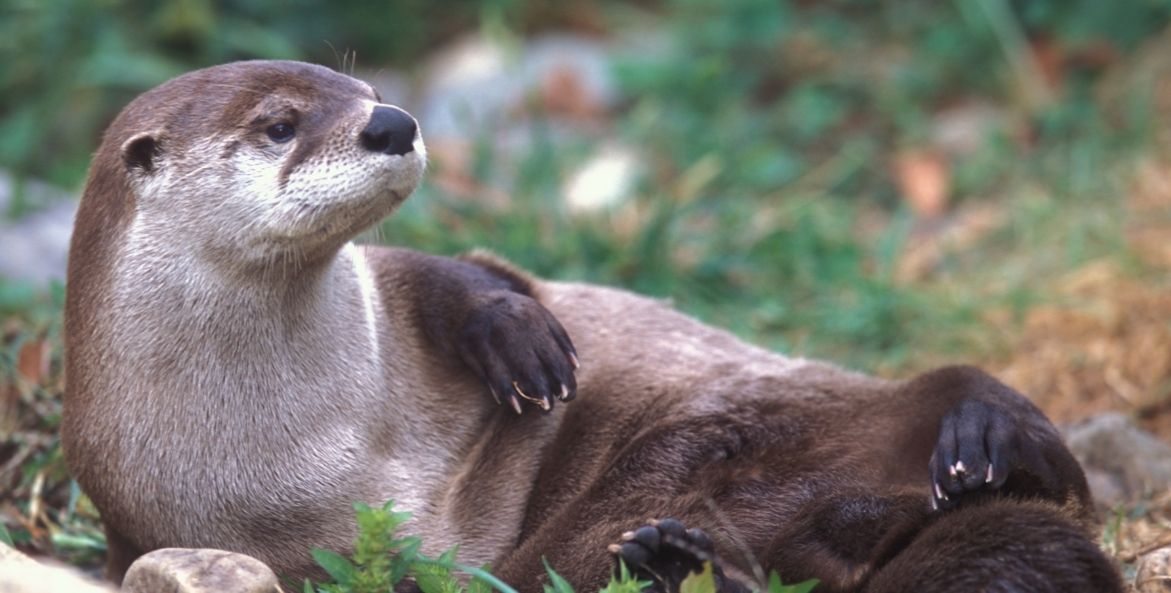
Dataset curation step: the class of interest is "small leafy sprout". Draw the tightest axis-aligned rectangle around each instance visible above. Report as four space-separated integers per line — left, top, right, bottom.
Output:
304 500 505 593
676 564 817 593
306 501 813 593
679 562 716 593
598 560 652 593
765 570 818 593
543 558 576 593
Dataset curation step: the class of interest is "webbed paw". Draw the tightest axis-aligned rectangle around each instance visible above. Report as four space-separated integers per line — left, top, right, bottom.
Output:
608 518 724 593
457 290 578 414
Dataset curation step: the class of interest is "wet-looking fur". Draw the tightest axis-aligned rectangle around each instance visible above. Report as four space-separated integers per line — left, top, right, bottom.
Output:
62 61 1122 593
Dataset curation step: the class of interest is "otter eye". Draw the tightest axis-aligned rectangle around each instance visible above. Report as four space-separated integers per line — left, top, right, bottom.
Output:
266 123 295 143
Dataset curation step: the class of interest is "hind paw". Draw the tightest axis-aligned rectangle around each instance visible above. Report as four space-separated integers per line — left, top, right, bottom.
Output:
607 518 721 593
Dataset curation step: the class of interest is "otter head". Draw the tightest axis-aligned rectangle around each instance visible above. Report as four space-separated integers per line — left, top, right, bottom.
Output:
92 60 425 271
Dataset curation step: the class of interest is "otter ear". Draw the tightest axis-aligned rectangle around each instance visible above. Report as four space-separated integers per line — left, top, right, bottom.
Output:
121 131 162 173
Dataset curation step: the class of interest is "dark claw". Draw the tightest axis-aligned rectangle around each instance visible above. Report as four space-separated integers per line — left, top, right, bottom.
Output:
507 394 523 415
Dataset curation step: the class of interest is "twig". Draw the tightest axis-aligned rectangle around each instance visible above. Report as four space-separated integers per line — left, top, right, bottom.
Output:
1120 533 1171 563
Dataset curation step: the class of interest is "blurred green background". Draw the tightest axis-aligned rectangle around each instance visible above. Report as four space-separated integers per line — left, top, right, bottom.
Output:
3 0 1169 368
4 0 1171 568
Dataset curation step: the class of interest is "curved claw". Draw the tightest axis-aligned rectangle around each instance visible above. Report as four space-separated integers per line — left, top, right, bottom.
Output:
507 394 523 415
513 381 550 411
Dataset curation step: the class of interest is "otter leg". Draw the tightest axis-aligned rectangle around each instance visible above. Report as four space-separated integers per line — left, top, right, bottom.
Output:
489 407 815 593
102 523 144 585
903 366 1093 516
863 499 1123 593
370 248 579 413
609 518 751 593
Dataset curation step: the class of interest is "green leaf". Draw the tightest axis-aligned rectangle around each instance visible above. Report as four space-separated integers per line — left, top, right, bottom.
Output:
49 532 106 551
394 536 422 564
765 570 818 593
413 564 460 593
439 545 460 565
679 563 717 593
0 523 12 547
303 578 316 593
414 558 521 593
599 560 652 593
311 548 357 586
467 563 494 593
541 558 575 593
784 582 819 593
767 570 783 593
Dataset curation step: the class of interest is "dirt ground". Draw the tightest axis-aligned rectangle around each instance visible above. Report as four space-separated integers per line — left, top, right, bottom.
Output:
990 158 1171 440
986 158 1171 585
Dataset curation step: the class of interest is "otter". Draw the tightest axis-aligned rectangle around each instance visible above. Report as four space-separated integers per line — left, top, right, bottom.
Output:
63 60 578 582
62 61 1122 593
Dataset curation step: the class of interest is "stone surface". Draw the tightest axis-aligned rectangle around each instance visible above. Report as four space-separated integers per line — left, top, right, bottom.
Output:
1063 413 1171 508
122 548 279 593
0 170 78 285
564 143 642 215
418 33 618 141
1136 546 1171 592
0 541 114 593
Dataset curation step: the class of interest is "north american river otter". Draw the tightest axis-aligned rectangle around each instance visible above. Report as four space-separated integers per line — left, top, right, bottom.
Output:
62 60 1122 593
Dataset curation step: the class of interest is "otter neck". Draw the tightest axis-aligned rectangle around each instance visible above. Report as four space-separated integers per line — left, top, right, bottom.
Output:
108 222 387 415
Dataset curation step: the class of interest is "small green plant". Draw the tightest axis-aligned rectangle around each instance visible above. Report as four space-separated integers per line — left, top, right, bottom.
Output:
677 563 818 593
304 500 495 593
763 570 818 593
307 501 814 593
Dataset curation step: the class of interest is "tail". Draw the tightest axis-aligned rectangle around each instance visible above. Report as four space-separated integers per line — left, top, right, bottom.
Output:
864 498 1122 593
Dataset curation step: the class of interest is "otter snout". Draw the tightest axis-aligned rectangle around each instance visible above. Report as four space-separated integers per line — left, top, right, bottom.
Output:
361 106 418 156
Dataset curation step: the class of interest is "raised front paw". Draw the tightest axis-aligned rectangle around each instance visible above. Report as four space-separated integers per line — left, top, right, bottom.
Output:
457 290 578 414
929 399 1021 510
608 518 727 593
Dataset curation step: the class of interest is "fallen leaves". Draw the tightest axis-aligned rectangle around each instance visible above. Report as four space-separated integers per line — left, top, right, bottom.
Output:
891 149 951 220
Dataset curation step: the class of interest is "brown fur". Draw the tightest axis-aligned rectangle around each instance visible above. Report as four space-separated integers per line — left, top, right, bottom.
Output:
488 288 1121 592
63 61 1121 593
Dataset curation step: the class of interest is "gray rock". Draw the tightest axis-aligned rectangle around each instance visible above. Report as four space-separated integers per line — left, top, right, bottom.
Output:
122 548 279 593
417 32 618 141
1063 413 1171 508
1135 546 1171 593
0 541 115 593
0 171 78 286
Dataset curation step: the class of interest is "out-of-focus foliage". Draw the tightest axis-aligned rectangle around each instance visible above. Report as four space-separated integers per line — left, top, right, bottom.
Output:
374 0 1168 367
0 0 531 187
2 0 1167 365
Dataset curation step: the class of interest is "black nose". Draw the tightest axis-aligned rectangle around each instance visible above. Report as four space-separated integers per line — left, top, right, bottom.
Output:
360 106 417 156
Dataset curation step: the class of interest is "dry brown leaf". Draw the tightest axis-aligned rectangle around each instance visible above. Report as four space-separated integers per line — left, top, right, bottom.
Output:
891 150 950 219
16 339 48 385
540 62 602 120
